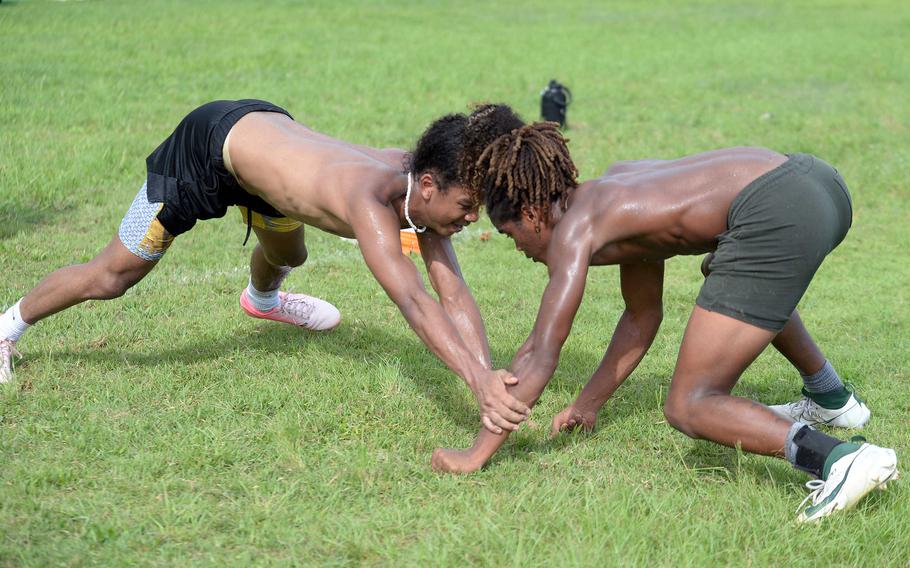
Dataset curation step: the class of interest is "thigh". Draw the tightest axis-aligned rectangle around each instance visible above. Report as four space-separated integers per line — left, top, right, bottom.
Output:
92 235 161 280
670 305 777 399
118 182 175 262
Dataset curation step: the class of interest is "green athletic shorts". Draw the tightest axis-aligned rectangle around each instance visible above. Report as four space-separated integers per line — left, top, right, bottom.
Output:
696 153 853 332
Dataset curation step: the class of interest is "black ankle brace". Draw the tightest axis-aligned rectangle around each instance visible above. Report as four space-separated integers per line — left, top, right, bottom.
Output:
792 425 843 478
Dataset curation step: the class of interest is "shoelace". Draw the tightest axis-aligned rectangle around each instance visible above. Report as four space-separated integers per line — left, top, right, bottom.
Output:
1 339 21 373
783 397 814 420
280 296 317 323
797 479 826 513
796 436 867 514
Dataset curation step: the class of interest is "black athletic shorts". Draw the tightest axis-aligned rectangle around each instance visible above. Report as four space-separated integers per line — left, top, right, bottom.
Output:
696 153 853 332
144 99 292 236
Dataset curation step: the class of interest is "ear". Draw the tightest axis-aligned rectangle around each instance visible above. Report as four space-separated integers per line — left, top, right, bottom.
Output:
417 172 437 201
520 204 539 227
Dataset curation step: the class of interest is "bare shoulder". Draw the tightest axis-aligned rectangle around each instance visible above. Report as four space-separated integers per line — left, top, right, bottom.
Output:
602 158 669 176
552 179 618 246
569 177 656 247
336 161 402 204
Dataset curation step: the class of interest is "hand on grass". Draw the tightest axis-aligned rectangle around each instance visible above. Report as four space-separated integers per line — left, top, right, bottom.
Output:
475 369 530 434
550 404 597 438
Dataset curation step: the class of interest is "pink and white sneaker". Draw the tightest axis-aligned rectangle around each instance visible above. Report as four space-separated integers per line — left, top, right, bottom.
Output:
1 338 21 383
240 290 341 331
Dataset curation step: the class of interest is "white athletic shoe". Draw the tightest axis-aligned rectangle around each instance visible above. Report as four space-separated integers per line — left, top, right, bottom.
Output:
240 290 341 331
797 441 898 523
770 386 871 428
0 338 21 383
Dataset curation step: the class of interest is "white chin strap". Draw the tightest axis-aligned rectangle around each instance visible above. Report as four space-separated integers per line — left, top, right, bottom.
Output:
404 173 427 233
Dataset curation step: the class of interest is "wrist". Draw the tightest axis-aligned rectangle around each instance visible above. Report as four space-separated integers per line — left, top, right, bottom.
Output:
464 366 488 393
574 395 602 414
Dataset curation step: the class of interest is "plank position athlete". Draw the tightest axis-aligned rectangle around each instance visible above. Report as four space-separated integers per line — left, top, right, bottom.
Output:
0 100 531 434
430 106 898 522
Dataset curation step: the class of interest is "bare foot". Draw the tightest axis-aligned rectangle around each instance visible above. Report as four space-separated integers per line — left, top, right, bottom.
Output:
431 448 483 474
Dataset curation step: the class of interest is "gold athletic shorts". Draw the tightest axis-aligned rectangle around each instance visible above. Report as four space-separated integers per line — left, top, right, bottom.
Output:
235 207 303 233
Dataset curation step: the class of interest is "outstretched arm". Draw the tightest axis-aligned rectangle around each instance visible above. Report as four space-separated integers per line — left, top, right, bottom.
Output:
418 230 492 369
351 201 529 433
432 225 593 473
550 261 664 435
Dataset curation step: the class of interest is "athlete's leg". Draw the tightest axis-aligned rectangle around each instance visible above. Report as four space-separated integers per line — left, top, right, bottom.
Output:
700 254 865 426
663 305 793 456
249 224 308 292
0 182 174 382
18 237 158 324
239 222 339 331
0 236 159 382
771 310 826 375
768 308 869 426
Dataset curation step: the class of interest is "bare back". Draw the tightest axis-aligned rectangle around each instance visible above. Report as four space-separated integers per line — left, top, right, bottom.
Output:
570 147 787 265
225 112 406 238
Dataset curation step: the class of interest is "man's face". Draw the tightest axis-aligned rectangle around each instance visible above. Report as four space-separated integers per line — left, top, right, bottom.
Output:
496 213 553 264
423 182 480 237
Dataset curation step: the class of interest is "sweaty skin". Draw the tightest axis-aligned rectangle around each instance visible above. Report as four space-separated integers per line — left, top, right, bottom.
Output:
17 111 529 435
227 113 530 433
432 147 816 473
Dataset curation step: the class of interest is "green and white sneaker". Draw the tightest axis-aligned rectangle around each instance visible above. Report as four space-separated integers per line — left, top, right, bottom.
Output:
797 440 898 523
770 384 870 428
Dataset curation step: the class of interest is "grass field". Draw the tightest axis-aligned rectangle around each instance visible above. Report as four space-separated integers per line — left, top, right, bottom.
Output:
2 0 909 565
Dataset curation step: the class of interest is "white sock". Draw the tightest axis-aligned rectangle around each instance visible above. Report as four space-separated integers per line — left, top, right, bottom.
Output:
0 299 31 341
246 279 280 311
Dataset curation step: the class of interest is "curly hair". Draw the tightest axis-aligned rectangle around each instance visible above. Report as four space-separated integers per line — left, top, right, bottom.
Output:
405 113 468 191
405 104 526 206
475 121 578 231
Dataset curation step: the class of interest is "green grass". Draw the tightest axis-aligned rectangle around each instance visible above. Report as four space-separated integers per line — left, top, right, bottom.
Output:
2 0 909 565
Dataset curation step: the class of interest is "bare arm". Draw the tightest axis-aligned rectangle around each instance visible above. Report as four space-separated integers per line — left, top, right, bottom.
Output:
351 200 529 432
432 223 593 473
550 261 664 435
418 230 492 369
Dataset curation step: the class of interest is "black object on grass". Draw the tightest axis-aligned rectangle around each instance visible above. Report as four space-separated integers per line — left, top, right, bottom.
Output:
540 79 572 129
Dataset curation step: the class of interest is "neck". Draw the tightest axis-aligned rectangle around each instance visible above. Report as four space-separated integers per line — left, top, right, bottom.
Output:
562 184 580 211
403 173 427 233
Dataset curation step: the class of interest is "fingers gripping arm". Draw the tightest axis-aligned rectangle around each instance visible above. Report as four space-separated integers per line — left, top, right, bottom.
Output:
432 235 592 472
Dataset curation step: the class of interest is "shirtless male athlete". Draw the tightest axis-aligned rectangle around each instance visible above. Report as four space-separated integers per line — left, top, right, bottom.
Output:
430 107 898 522
0 99 531 434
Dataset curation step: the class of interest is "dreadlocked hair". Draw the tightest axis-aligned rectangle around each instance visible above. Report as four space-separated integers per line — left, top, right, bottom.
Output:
478 122 578 232
460 104 526 199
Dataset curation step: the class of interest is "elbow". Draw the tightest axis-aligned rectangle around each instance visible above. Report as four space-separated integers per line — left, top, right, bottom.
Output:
392 291 422 322
629 304 663 336
528 345 561 377
438 290 467 313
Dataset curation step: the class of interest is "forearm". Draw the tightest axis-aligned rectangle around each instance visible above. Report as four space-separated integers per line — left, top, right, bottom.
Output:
440 291 492 369
458 344 559 467
575 309 659 412
398 292 488 390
